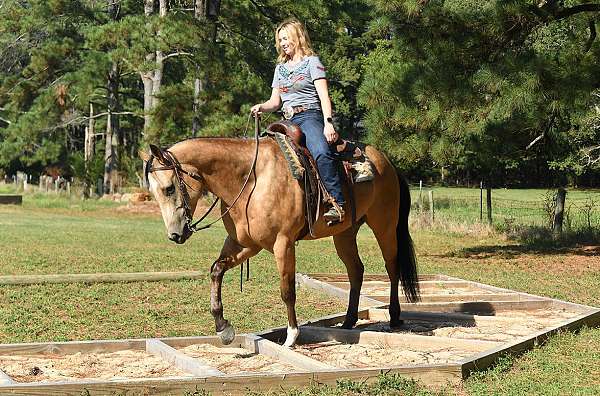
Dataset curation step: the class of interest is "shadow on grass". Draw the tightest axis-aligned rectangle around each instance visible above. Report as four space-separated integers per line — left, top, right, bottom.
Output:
446 226 600 259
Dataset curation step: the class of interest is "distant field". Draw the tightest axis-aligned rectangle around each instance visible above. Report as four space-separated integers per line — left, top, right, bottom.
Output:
410 186 600 230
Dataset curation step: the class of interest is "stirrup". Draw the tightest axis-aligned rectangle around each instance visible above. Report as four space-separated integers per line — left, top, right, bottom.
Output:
324 206 344 226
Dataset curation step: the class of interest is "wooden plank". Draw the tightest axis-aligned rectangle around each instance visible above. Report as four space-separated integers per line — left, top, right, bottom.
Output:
245 335 334 371
0 335 246 357
0 372 317 395
0 195 22 205
298 326 501 351
296 273 383 308
368 308 537 324
0 339 145 356
313 364 464 387
146 339 223 377
366 292 526 303
0 364 465 394
0 271 207 286
460 308 600 377
447 276 597 313
398 299 552 314
306 273 447 282
330 280 473 291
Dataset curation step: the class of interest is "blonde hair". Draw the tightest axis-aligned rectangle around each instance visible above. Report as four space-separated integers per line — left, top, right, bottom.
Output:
275 18 315 63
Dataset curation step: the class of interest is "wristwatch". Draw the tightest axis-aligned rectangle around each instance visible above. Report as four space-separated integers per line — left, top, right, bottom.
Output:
326 117 333 124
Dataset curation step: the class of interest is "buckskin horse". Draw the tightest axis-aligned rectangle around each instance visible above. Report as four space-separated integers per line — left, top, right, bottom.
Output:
141 126 419 347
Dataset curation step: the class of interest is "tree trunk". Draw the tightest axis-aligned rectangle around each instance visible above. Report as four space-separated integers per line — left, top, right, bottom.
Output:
141 0 168 138
83 102 95 199
192 73 204 136
553 188 567 236
103 63 120 195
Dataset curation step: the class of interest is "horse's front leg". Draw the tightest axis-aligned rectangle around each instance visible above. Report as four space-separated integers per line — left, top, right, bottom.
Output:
273 237 298 348
211 236 259 345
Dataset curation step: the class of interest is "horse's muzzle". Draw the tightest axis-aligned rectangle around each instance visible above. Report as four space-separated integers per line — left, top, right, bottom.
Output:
168 224 192 244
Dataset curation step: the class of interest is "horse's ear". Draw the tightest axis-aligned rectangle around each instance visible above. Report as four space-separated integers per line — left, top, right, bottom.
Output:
139 149 150 162
149 144 166 163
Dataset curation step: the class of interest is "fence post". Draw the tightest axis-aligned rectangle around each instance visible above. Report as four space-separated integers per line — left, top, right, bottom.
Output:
418 180 423 211
480 181 483 222
553 188 567 237
428 190 434 223
486 187 492 225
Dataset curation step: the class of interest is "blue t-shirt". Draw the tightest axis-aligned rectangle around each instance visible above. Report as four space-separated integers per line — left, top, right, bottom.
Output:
271 56 326 108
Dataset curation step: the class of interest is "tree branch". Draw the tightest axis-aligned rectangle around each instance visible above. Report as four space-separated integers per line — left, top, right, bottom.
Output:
248 0 279 22
163 51 193 60
556 3 600 20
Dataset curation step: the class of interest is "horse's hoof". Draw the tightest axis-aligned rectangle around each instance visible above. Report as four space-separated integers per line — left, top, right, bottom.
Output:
389 319 404 329
341 318 357 329
217 324 235 345
283 326 299 348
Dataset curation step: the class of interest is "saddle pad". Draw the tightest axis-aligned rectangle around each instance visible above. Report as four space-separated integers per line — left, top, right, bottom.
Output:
273 132 304 180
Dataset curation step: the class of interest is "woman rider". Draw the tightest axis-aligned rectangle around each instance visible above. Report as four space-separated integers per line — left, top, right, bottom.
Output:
251 18 345 224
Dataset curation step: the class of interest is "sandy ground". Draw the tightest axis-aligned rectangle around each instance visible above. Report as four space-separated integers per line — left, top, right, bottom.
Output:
294 340 474 367
179 344 298 374
350 308 582 342
0 350 190 383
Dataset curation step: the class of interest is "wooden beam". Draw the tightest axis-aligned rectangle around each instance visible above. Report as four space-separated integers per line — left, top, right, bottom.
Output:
0 271 207 286
366 292 525 303
298 326 500 352
244 335 334 371
0 195 22 205
460 308 600 376
305 273 447 282
368 309 536 324
146 339 223 377
0 339 145 356
398 299 552 314
295 273 383 308
330 280 473 291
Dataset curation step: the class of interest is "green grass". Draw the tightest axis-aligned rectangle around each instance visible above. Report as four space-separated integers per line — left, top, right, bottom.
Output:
0 193 599 395
412 186 600 231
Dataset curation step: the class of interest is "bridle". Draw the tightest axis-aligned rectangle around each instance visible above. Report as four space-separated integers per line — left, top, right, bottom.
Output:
144 115 261 233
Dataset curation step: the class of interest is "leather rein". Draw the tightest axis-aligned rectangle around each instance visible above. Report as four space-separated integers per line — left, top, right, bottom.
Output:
144 116 261 233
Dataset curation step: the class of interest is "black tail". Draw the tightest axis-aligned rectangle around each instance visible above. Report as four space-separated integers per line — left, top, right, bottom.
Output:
397 173 420 302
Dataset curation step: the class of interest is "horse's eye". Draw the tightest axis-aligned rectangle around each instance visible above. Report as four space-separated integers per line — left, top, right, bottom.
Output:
165 185 176 196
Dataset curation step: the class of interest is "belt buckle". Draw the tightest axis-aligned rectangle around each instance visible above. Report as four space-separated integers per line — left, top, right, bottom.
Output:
282 104 294 120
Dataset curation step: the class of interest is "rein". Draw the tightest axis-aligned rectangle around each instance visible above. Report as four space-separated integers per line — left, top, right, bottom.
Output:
145 114 261 233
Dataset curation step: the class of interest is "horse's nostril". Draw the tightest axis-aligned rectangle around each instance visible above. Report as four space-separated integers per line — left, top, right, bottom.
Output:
169 233 180 242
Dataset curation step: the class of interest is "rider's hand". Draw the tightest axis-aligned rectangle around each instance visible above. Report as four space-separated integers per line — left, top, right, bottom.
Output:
250 104 262 116
323 122 338 144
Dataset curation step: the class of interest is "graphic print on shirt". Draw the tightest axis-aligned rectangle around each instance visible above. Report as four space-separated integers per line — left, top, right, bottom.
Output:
277 58 310 94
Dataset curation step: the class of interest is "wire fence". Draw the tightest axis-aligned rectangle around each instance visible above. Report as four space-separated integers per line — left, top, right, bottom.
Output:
409 184 600 231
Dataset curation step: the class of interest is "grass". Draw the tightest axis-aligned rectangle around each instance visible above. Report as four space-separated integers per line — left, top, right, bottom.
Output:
0 191 599 395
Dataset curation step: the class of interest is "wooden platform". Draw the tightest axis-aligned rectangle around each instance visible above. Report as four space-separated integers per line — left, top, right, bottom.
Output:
0 273 597 394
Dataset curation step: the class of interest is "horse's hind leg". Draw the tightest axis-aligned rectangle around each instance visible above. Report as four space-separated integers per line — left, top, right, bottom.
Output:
211 236 260 344
366 212 402 328
333 226 364 329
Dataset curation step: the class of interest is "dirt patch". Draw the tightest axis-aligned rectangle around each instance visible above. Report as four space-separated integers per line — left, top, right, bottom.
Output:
179 344 298 374
294 341 474 367
115 198 215 217
0 350 189 383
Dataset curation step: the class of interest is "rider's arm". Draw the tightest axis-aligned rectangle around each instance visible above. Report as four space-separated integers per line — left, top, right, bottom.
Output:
315 79 338 143
251 88 281 114
260 88 282 112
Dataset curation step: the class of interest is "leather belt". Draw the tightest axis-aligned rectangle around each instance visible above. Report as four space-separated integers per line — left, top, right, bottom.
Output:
282 103 321 119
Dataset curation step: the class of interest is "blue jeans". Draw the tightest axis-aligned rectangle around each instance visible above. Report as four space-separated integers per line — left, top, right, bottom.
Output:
291 110 345 207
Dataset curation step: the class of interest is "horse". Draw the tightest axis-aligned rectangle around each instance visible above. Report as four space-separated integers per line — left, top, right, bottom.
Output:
140 132 419 347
